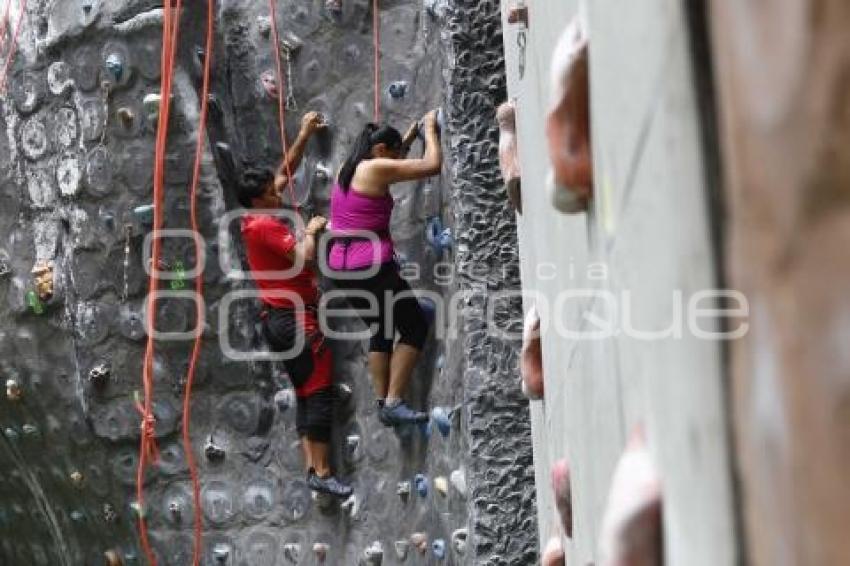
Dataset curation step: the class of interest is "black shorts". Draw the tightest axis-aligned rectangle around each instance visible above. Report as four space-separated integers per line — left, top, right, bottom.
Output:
295 387 335 443
330 262 430 353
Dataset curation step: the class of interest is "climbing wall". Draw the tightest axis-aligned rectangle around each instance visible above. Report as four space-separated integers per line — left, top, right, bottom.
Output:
0 0 533 564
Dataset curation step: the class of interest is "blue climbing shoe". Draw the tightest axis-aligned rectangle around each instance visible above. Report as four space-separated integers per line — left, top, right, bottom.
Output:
379 401 429 427
307 469 353 499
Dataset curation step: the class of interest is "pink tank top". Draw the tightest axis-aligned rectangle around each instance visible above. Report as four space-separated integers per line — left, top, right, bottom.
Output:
329 183 395 270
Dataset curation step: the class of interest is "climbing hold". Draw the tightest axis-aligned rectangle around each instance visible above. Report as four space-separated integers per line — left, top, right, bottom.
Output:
497 100 523 214
117 107 134 129
213 542 231 563
142 93 163 123
410 533 428 555
451 529 468 555
414 474 429 498
129 501 145 519
507 4 529 26
22 424 39 437
104 549 123 566
133 204 154 226
551 458 573 537
599 426 663 566
521 305 544 400
336 382 353 404
204 435 226 463
394 540 410 561
102 503 117 523
364 541 384 565
4 428 18 441
325 0 342 16
0 256 10 277
104 53 125 82
313 542 330 562
546 17 592 212
450 469 467 497
314 163 333 183
541 537 566 566
26 290 45 315
397 480 411 502
70 509 86 523
345 434 362 463
170 260 186 290
432 539 446 560
426 217 453 256
434 476 448 497
88 362 111 390
274 388 296 412
430 407 452 438
70 470 84 488
387 80 409 100
257 16 271 38
283 543 300 563
418 297 437 326
261 70 279 100
5 379 22 402
340 493 359 519
31 261 54 301
168 499 182 522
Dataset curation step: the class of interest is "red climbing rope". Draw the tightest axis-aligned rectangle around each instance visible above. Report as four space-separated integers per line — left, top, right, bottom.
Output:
267 0 299 215
373 0 381 122
137 1 182 564
0 0 27 95
183 1 215 565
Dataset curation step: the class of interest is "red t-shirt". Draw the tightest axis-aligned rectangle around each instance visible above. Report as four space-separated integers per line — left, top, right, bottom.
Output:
241 215 318 308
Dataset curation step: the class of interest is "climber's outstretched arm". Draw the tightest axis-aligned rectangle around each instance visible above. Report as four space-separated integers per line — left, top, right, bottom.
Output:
274 111 325 191
370 110 442 184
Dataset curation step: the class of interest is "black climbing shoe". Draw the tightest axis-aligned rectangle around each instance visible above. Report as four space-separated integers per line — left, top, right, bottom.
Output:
379 401 429 427
307 469 353 499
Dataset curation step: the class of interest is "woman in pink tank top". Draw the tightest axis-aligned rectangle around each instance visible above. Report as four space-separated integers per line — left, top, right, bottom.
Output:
329 111 443 427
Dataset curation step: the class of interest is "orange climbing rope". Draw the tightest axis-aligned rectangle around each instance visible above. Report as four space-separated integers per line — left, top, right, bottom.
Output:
373 0 381 122
267 0 299 215
137 1 182 564
182 1 215 565
0 0 26 94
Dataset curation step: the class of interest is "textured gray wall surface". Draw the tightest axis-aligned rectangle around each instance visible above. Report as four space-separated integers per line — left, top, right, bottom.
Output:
501 0 739 564
0 0 532 564
441 1 536 565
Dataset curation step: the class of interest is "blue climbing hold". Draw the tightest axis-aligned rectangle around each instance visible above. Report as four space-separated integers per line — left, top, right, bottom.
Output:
432 539 446 560
431 407 452 438
414 473 429 498
435 354 446 371
388 81 409 99
105 53 124 82
426 217 453 256
418 297 437 325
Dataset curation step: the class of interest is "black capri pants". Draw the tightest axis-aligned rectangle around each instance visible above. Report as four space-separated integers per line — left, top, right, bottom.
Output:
330 262 430 353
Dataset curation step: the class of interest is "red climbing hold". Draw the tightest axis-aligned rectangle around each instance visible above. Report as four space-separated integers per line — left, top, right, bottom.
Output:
551 458 573 538
546 16 592 213
521 305 544 400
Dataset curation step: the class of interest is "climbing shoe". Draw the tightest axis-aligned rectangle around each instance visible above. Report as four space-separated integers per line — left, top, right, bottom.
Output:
307 469 353 499
379 400 429 427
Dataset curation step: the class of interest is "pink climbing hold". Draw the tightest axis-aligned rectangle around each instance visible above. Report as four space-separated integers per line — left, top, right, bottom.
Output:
521 305 544 400
546 16 592 213
541 536 566 566
551 458 573 538
261 70 279 99
497 100 522 213
598 426 663 566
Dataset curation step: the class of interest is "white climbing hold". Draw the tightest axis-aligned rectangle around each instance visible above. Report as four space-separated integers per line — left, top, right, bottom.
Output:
6 379 22 401
450 469 467 497
340 493 360 519
434 476 448 497
394 540 410 561
363 541 383 565
451 529 468 555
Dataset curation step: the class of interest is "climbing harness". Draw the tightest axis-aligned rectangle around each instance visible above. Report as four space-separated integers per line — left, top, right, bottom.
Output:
0 0 26 94
267 0 299 215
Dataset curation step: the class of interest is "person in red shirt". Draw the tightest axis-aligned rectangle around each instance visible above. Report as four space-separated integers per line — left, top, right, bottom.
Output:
238 112 352 499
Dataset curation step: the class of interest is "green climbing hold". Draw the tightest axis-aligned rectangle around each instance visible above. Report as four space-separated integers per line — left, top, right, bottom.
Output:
26 290 44 314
